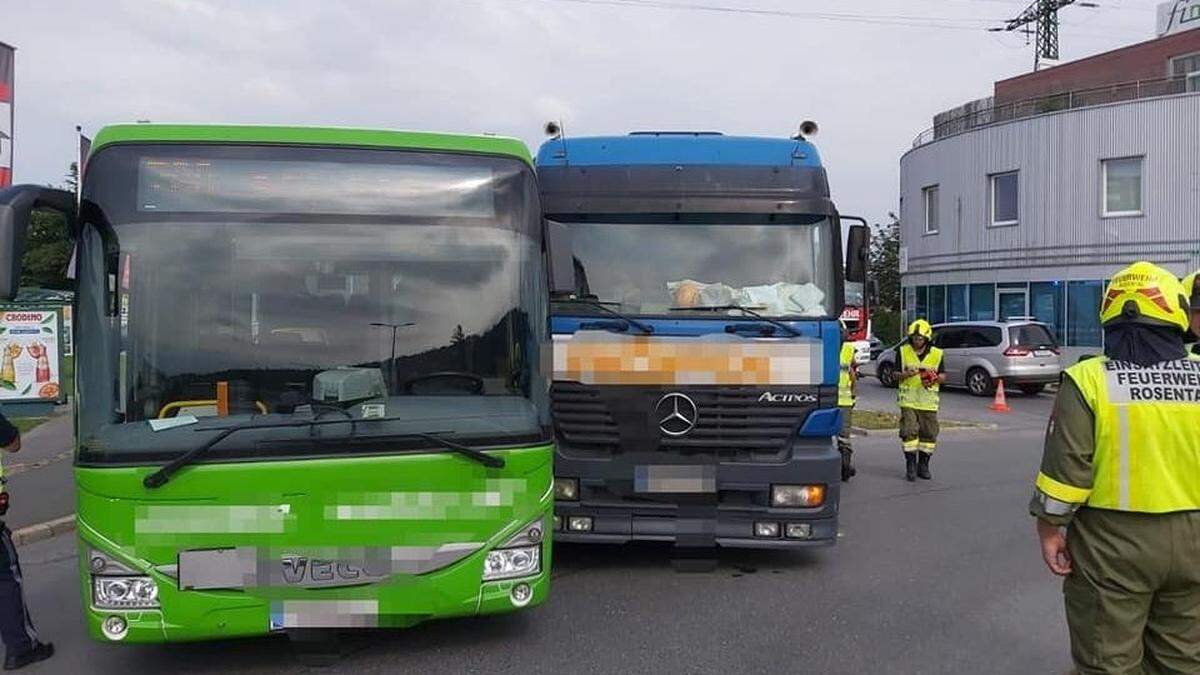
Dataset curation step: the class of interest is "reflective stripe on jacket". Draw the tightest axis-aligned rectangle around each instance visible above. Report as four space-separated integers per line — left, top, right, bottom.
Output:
1035 355 1200 513
898 343 943 412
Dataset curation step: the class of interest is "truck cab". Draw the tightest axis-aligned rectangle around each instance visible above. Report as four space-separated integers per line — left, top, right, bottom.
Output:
537 130 868 548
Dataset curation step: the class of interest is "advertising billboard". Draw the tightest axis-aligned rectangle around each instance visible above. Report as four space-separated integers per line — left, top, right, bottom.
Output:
0 308 64 402
1158 0 1200 37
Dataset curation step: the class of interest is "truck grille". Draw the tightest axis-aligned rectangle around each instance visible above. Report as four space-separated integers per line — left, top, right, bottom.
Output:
551 382 813 461
660 389 806 456
550 382 621 449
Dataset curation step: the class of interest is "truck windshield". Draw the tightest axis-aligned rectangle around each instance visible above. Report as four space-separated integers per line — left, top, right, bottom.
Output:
74 144 549 462
553 216 836 318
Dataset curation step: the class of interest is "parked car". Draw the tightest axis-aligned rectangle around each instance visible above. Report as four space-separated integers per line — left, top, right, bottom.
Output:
874 320 1062 396
868 335 884 361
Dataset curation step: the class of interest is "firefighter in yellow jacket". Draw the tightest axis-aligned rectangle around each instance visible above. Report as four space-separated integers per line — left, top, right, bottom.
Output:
1031 262 1200 673
897 319 945 481
837 321 858 482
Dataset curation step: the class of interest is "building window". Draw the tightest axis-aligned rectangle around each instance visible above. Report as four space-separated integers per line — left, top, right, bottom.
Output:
947 284 968 322
915 286 929 321
1067 280 1104 347
989 171 1019 227
997 282 1029 321
969 283 995 321
923 185 939 234
928 285 946 325
1030 281 1065 343
1102 157 1143 217
1171 52 1200 76
1170 53 1200 91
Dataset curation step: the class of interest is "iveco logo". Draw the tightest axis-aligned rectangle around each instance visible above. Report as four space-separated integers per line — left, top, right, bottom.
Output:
758 392 818 404
655 393 698 436
280 556 382 587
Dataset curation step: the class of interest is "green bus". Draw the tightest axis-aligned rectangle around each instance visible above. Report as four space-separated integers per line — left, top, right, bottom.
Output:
0 125 554 642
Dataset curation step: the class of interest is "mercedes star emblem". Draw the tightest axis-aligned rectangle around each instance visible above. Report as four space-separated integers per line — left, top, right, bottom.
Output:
655 392 698 437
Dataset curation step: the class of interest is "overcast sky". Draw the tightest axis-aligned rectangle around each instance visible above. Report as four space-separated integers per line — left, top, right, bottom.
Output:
3 0 1162 223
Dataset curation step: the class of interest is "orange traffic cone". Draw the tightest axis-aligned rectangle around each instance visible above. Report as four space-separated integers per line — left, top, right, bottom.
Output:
989 377 1011 413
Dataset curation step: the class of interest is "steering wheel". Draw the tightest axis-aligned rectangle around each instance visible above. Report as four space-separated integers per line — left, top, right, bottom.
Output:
401 371 485 395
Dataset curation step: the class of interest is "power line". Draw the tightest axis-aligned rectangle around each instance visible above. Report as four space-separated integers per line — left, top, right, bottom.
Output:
510 0 1009 31
989 0 1101 69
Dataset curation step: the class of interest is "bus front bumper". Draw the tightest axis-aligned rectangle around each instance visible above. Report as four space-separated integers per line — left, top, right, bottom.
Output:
78 531 551 643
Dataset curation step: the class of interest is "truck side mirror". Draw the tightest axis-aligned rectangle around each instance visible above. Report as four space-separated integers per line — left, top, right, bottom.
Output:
843 218 869 284
545 219 577 298
0 186 77 300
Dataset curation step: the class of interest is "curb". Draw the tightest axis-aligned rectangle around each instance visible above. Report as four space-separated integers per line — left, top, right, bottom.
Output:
12 514 75 547
850 422 997 437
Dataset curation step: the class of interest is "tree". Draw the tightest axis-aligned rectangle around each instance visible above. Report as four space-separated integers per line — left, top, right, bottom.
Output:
868 213 903 344
19 163 76 291
870 213 901 312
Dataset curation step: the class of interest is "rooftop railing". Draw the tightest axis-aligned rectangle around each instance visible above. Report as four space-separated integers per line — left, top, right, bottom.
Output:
912 74 1195 148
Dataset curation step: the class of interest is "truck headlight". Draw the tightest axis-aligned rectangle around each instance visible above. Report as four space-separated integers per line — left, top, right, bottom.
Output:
554 478 579 501
93 576 160 609
771 484 826 508
483 546 541 581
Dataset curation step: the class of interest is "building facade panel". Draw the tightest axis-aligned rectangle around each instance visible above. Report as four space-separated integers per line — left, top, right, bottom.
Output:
899 92 1200 359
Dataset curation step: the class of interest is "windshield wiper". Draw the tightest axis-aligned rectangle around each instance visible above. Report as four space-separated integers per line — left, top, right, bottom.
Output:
554 297 654 335
669 304 802 337
142 416 504 489
293 431 506 469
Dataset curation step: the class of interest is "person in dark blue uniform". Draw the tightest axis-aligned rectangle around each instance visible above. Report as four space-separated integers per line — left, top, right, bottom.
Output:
0 412 53 671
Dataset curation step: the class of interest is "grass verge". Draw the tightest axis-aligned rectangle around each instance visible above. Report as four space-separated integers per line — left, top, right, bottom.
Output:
851 409 981 431
12 417 49 434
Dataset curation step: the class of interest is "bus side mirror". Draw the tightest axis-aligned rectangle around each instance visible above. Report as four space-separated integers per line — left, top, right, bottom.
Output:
844 222 869 284
545 220 577 298
0 186 77 300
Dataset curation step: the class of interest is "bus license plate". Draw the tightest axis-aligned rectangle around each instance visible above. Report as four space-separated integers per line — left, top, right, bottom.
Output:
635 465 716 493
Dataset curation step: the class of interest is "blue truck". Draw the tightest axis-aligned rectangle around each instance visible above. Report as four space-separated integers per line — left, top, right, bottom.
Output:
537 128 868 549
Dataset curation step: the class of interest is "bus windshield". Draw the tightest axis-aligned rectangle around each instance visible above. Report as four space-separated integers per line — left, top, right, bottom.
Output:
553 216 837 318
75 144 548 462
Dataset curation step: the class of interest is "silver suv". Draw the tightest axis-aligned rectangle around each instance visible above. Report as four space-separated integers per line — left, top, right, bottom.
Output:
875 320 1062 396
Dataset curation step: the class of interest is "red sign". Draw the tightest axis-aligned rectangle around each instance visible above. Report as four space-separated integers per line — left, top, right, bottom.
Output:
0 42 12 188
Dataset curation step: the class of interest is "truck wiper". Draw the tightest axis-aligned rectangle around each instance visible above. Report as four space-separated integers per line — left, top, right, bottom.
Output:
669 304 802 337
142 416 504 489
554 297 654 335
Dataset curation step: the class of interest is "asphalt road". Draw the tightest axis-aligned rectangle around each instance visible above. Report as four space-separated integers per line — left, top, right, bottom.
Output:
4 408 75 531
9 381 1070 675
854 364 1057 433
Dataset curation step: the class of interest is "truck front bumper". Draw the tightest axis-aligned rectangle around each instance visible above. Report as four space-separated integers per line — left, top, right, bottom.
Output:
553 439 841 549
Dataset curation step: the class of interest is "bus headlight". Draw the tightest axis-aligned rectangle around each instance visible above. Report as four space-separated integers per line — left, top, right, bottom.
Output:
483 546 541 581
93 576 160 609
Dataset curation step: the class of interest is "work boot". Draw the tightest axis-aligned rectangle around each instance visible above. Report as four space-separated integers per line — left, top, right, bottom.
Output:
4 642 54 671
904 452 917 482
917 452 932 480
840 448 856 482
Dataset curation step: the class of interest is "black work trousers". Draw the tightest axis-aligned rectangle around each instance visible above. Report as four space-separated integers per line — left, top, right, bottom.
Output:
0 524 39 657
